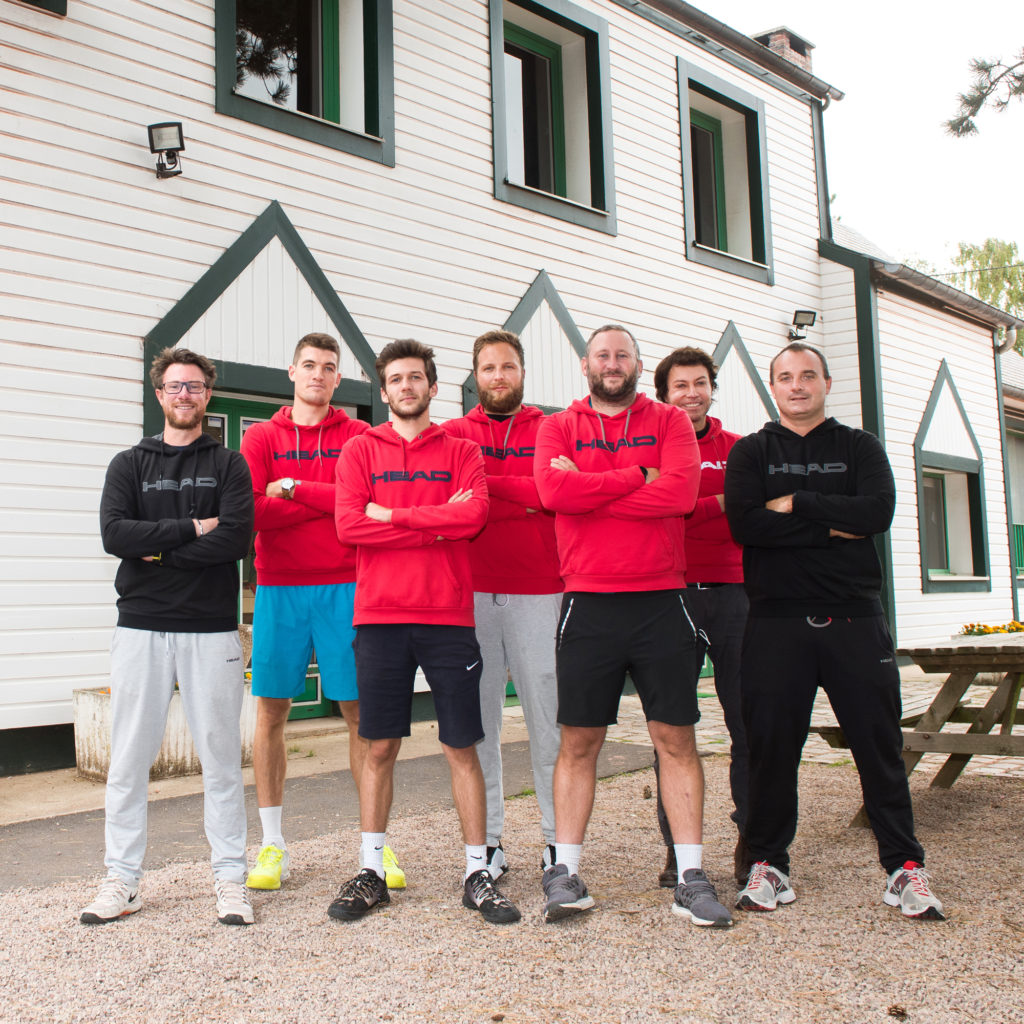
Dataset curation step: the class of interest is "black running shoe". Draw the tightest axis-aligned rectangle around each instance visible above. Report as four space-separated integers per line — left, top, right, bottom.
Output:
463 869 521 924
327 868 390 921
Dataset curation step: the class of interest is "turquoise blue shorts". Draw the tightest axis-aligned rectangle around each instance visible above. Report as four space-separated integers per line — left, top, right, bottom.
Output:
251 583 358 702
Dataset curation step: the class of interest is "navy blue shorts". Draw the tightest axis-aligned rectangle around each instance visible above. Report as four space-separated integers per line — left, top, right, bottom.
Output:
556 589 700 727
353 624 484 748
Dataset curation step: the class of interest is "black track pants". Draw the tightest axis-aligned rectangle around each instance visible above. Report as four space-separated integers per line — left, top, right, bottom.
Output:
741 614 925 875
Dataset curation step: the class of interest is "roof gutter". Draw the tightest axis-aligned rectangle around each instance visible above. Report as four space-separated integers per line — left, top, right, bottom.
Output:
634 0 844 102
870 261 1024 345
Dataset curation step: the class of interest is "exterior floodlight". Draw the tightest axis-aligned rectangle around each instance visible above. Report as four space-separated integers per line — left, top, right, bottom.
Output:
789 309 817 340
147 122 185 179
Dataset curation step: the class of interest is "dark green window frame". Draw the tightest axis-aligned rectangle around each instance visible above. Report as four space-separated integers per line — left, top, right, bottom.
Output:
677 58 773 285
503 21 567 199
914 361 990 593
689 109 727 253
215 0 395 167
489 0 616 235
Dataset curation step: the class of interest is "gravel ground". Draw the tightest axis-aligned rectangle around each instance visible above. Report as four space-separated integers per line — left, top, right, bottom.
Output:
2 757 1022 1024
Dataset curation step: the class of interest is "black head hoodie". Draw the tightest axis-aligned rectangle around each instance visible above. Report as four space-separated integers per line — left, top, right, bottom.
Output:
99 432 254 632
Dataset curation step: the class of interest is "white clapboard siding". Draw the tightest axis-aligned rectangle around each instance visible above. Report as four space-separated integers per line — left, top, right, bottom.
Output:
1 0 829 726
819 260 862 429
519 302 585 409
875 289 1012 646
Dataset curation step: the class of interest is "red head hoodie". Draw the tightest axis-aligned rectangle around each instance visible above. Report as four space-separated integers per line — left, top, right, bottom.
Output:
441 404 562 595
684 415 743 584
241 406 369 586
335 422 488 626
534 393 699 592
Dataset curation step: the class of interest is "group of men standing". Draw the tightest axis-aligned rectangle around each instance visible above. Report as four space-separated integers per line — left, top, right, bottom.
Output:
81 322 944 929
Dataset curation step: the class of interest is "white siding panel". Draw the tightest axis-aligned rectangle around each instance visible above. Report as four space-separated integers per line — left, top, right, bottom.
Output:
920 386 978 459
519 302 584 409
716 353 774 438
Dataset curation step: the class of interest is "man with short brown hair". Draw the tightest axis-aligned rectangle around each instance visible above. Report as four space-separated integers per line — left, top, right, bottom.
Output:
443 329 562 878
725 342 944 921
82 347 255 927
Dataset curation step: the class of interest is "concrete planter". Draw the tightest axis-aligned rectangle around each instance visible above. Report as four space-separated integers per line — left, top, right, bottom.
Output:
74 626 257 782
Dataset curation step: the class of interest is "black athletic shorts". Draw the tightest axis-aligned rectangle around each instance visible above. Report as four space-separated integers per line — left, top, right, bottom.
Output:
555 589 700 727
353 624 484 748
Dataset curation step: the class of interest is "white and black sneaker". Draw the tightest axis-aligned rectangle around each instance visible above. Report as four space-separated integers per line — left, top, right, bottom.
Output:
215 879 254 926
541 844 557 872
463 869 521 924
80 874 141 925
486 843 508 881
328 868 390 921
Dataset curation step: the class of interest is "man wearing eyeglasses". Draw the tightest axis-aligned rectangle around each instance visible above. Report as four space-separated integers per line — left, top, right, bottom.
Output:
81 347 255 928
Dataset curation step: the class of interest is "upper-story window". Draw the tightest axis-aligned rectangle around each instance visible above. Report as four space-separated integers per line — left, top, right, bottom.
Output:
216 0 395 166
677 59 774 285
490 0 616 235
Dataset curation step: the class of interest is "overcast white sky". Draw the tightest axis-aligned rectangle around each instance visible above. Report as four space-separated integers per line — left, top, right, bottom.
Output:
705 1 1024 271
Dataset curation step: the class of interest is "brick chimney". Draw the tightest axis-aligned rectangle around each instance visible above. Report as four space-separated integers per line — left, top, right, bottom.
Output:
752 27 814 73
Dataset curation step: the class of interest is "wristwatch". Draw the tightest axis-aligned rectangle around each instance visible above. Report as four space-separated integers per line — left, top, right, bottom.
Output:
281 477 297 499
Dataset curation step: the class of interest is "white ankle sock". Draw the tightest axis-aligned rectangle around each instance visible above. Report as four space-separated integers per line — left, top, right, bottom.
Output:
555 843 582 876
674 843 703 874
466 844 487 879
258 806 284 849
361 832 387 880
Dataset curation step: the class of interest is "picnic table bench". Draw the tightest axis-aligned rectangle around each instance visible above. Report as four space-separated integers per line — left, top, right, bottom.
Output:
810 632 1024 825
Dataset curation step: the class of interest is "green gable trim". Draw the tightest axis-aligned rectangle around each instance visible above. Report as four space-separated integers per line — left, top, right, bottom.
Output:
913 360 990 594
811 102 832 243
461 269 586 413
144 201 383 433
214 0 395 166
711 321 776 420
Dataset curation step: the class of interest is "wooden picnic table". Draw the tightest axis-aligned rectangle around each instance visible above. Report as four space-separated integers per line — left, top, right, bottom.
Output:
896 632 1024 788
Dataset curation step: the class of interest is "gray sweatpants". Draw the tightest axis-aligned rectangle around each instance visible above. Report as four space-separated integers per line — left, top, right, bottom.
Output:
104 627 247 885
474 592 561 847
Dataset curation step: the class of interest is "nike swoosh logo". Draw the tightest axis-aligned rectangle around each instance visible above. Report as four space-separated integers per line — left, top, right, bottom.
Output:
466 660 480 671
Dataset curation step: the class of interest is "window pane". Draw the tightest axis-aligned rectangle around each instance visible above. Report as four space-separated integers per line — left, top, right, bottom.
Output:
235 0 322 119
691 123 719 249
505 42 554 194
922 475 949 572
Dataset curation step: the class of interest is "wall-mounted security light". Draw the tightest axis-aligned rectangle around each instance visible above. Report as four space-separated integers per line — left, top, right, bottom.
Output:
788 309 817 341
147 122 185 179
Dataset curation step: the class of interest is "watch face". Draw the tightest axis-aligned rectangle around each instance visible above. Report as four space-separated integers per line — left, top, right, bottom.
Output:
282 478 295 490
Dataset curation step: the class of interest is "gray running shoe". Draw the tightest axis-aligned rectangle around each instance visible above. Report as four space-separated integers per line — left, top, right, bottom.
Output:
542 864 595 922
736 861 796 912
215 878 254 926
671 868 733 928
883 861 945 920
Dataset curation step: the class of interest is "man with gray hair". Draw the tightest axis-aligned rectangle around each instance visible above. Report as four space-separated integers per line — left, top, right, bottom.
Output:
534 324 733 928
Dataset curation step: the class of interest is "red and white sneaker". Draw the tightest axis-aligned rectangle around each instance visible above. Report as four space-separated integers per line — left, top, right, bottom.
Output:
883 861 945 920
736 861 796 912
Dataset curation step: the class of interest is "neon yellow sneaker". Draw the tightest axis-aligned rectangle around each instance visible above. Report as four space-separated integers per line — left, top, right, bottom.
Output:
383 846 406 889
246 844 290 890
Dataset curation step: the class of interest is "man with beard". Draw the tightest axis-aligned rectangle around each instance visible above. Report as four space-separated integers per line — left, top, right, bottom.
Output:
650 346 751 889
534 325 733 928
82 348 255 926
442 330 562 879
332 339 521 925
240 333 403 893
725 343 944 921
